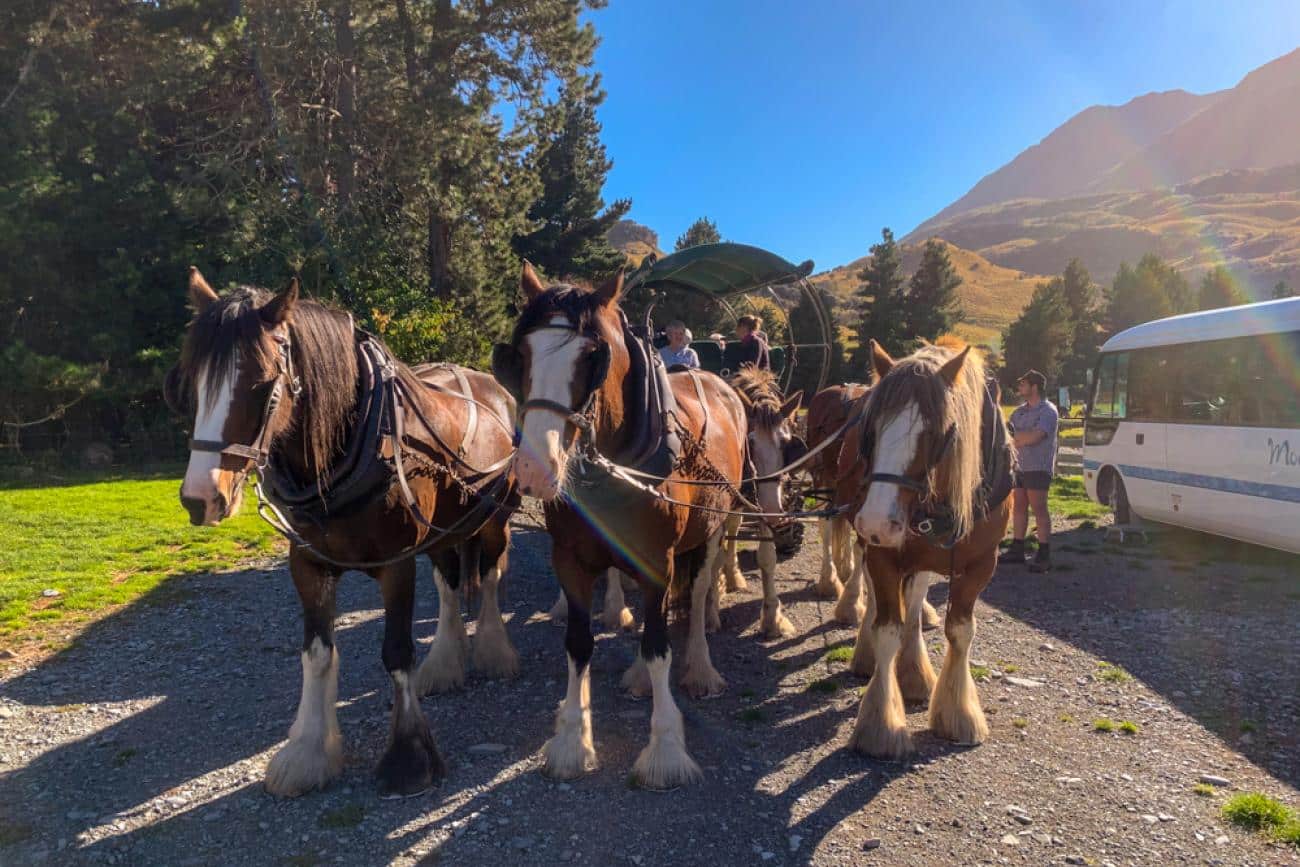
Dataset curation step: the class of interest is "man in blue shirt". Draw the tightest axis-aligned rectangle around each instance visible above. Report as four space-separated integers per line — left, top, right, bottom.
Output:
1004 370 1059 572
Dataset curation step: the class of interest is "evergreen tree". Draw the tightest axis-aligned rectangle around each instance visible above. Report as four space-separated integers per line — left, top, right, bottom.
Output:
1198 266 1250 311
513 73 630 282
675 217 721 250
787 284 847 394
904 239 964 341
1057 259 1103 390
851 228 910 366
1001 281 1073 389
1105 254 1193 334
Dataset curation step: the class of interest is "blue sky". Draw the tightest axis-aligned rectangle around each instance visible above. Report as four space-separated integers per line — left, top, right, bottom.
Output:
589 0 1300 270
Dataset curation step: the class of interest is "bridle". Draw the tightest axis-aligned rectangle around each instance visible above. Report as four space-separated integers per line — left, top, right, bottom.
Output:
860 409 958 538
187 332 302 472
491 322 611 445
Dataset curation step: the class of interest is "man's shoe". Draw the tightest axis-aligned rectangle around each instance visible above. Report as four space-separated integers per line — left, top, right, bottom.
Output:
1001 541 1026 564
1028 544 1052 573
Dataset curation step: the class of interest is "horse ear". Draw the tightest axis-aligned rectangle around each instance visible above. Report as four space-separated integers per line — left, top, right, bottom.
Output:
520 260 545 300
188 267 219 312
870 340 894 381
938 345 971 387
260 276 299 326
780 391 803 420
593 269 624 306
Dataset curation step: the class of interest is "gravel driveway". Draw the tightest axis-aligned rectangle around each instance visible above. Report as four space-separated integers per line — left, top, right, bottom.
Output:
1 507 1297 866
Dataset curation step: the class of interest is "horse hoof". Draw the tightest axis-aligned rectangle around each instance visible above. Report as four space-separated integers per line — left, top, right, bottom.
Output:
265 736 344 798
833 601 866 627
631 738 702 790
849 721 914 760
680 668 726 700
921 600 942 631
760 610 796 640
472 632 520 680
542 731 596 780
814 576 843 600
376 726 444 799
622 658 652 698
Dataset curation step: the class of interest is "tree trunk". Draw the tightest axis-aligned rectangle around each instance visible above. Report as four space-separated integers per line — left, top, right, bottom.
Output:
333 0 357 212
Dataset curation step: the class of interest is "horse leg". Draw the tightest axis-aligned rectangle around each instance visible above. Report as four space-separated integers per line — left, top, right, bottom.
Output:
681 533 727 699
814 517 843 598
920 571 942 630
599 568 636 632
548 588 568 622
897 572 938 704
415 551 468 695
722 514 746 592
632 568 702 788
833 538 867 626
849 544 877 676
757 529 794 639
542 553 598 779
372 557 444 797
265 551 344 797
849 548 912 759
930 549 996 745
472 544 519 679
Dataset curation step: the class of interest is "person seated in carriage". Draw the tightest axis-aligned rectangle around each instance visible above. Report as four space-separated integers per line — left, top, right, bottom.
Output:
658 319 700 370
728 314 770 371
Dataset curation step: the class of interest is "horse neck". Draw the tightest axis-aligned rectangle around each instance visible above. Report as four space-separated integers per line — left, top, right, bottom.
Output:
592 324 633 457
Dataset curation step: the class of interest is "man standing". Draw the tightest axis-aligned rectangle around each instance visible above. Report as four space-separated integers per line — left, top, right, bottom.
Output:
1005 370 1058 572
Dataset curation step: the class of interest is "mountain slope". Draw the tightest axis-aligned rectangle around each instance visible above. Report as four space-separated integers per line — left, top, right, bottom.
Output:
914 89 1217 233
811 241 1050 349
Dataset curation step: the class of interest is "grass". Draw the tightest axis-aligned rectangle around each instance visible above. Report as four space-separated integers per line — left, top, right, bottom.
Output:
1194 783 1217 797
1239 720 1258 734
1001 662 1019 674
737 708 766 723
1093 717 1116 733
1048 475 1109 521
1221 792 1300 848
318 803 365 830
112 747 138 768
969 664 991 680
806 678 839 694
823 645 854 665
1058 713 1075 723
1096 662 1133 683
1118 720 1140 735
0 473 281 646
1012 717 1028 729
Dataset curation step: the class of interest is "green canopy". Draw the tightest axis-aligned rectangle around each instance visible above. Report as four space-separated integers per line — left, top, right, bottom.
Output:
625 242 814 298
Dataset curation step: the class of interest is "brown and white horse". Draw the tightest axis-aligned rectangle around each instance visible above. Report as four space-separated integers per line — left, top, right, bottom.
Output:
167 269 517 798
835 339 1011 759
497 265 745 788
717 368 803 638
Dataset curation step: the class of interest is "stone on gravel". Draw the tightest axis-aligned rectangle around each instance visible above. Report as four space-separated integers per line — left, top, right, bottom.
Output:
468 743 507 755
1000 834 1020 846
1038 642 1055 652
862 838 881 851
788 834 801 852
1004 675 1045 688
1198 774 1231 787
511 835 535 850
41 588 60 597
1065 857 1086 865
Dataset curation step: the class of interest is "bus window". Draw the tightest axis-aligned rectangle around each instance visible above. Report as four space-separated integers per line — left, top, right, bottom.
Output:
1253 330 1300 427
1090 353 1128 418
1127 348 1173 420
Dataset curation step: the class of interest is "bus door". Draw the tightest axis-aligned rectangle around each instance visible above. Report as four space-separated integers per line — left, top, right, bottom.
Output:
1110 349 1173 521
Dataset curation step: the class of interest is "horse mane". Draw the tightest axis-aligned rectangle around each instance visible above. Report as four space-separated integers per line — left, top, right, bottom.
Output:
509 283 604 344
177 287 360 479
865 341 986 539
729 367 784 429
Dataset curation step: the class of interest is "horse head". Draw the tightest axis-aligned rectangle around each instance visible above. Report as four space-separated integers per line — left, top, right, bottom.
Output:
495 263 626 501
732 368 803 526
166 268 304 526
853 339 979 548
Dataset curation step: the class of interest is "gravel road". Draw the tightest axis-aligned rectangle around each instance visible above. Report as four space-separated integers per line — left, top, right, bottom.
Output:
2 506 1298 866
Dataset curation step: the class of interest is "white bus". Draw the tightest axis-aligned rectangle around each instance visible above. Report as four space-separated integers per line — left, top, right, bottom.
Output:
1083 296 1300 554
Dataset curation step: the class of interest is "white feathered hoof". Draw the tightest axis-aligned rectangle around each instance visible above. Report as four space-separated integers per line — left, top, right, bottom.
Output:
631 729 702 790
898 655 938 705
541 724 596 780
415 638 467 696
725 571 748 593
833 595 866 627
929 669 989 746
760 603 796 640
849 639 875 679
265 735 344 798
600 605 637 632
921 599 941 631
622 657 652 698
814 573 843 600
472 625 520 680
680 663 726 700
375 722 444 799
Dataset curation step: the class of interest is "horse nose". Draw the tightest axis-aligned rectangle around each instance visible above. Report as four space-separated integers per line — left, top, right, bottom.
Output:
181 496 208 526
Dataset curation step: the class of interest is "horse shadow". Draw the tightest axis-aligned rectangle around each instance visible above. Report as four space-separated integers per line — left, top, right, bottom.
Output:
981 523 1300 790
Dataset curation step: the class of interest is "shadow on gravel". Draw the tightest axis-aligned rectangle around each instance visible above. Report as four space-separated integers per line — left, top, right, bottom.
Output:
983 524 1300 790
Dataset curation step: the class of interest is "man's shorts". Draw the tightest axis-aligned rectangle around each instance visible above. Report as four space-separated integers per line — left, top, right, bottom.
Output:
1014 470 1052 491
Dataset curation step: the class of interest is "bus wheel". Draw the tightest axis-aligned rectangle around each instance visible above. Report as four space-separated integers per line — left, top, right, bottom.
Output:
1102 470 1131 525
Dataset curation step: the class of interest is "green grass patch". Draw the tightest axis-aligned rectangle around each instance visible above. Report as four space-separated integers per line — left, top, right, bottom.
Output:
1118 720 1140 735
1049 476 1108 521
823 645 854 665
0 475 280 644
806 678 839 694
112 747 138 768
1012 717 1028 729
1194 783 1217 797
1096 662 1133 683
1058 712 1074 723
1239 720 1257 734
970 664 991 680
1001 662 1019 674
1221 792 1293 833
318 803 365 830
1092 717 1115 733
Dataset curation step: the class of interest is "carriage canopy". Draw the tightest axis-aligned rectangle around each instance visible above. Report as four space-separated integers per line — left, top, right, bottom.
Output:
625 243 815 298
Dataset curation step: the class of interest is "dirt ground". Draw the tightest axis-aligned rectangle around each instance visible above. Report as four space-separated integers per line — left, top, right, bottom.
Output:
1 505 1298 866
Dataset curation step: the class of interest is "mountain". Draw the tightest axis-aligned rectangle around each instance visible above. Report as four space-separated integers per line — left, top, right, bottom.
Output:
607 219 664 265
907 47 1300 296
916 89 1217 232
811 240 1050 349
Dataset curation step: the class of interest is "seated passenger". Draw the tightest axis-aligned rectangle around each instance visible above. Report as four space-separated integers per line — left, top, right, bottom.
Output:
658 320 700 370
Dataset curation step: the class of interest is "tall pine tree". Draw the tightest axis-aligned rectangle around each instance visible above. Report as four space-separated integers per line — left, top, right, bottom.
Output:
1057 258 1103 390
1001 281 1073 390
512 72 630 282
1105 254 1193 334
905 239 964 341
852 228 910 368
1197 266 1249 310
675 217 721 250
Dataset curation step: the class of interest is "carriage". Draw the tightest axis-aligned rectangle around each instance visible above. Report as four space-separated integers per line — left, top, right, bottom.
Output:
622 242 834 397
